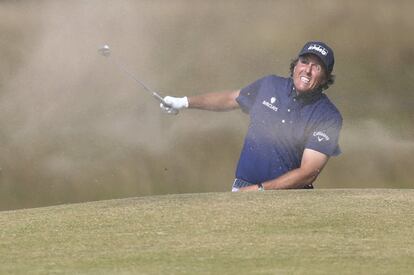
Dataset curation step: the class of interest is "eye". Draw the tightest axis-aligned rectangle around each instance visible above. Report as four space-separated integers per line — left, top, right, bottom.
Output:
314 64 322 72
299 57 309 65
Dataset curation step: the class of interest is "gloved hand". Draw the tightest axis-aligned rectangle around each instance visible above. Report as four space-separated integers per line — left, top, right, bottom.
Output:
160 96 189 115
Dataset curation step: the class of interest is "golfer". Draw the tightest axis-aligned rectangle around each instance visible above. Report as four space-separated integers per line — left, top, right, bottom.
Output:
161 41 342 191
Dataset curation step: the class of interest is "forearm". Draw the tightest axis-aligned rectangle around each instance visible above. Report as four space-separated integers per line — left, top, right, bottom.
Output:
262 167 320 190
188 90 240 111
240 167 320 192
239 149 329 191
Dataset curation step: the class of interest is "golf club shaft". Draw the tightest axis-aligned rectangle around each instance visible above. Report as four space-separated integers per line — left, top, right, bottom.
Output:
98 44 178 114
111 58 167 105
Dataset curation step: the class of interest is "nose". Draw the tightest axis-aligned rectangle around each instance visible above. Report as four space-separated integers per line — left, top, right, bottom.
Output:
305 64 312 74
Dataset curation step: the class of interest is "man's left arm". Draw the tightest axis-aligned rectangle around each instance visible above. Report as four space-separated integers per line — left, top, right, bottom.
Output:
240 149 329 191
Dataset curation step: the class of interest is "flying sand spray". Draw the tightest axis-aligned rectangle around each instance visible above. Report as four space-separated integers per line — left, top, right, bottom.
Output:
98 44 178 115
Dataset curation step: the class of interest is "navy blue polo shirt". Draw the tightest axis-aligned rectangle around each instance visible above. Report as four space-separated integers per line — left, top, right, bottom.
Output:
235 75 342 184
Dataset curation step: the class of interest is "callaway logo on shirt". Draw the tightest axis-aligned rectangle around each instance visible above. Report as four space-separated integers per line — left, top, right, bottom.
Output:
313 131 330 142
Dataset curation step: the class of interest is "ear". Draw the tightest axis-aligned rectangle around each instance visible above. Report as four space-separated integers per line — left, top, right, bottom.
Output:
319 73 329 89
321 75 328 85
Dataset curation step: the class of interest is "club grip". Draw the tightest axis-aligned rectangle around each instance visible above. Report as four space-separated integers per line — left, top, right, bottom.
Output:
153 92 179 115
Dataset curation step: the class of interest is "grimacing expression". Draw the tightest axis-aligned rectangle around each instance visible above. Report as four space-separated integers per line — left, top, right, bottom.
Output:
293 54 327 94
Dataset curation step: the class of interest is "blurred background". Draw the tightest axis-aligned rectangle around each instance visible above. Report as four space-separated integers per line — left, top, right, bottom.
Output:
0 0 413 210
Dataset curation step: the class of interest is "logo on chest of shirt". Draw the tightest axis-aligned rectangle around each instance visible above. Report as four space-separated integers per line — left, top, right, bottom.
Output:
313 131 330 142
262 97 278 112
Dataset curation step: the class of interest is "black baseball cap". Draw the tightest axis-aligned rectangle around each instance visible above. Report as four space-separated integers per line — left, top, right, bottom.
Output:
298 41 335 73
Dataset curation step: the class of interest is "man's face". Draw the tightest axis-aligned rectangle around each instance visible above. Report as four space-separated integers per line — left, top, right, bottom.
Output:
293 54 327 94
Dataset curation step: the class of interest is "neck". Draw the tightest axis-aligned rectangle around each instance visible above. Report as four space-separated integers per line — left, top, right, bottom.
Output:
293 86 322 97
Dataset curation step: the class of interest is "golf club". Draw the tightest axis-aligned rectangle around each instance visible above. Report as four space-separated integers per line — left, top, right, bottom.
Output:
98 44 178 115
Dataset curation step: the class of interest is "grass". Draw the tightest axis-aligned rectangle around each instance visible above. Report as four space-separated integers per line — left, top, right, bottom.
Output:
1 189 413 274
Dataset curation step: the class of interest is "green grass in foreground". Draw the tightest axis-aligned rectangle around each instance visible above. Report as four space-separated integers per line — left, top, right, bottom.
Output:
1 189 413 274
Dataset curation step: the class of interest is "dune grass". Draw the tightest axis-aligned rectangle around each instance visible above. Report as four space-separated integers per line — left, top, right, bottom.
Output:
1 189 413 274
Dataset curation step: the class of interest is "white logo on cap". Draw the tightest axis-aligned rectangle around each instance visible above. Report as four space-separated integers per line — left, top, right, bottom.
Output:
308 44 328 56
270 97 276 104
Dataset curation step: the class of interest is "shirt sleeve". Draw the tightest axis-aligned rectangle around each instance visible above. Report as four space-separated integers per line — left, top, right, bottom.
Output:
236 76 268 113
305 114 343 157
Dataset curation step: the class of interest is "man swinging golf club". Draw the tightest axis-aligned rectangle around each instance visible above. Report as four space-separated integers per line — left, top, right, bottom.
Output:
161 41 342 192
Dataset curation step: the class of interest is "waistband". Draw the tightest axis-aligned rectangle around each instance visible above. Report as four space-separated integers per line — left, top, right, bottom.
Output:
232 178 253 189
232 178 314 191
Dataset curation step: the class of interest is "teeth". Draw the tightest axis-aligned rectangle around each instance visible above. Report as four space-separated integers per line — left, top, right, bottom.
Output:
300 76 310 83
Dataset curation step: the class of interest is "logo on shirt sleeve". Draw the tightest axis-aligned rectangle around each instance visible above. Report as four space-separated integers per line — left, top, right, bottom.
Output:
313 131 330 142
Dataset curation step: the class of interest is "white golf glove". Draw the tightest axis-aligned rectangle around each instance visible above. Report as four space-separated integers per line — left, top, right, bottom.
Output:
160 96 189 115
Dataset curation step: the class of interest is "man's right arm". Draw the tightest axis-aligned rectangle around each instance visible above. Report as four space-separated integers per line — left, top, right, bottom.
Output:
162 90 240 112
188 90 240 111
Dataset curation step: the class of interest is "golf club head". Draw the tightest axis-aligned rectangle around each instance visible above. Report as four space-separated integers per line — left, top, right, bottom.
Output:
98 44 111 57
